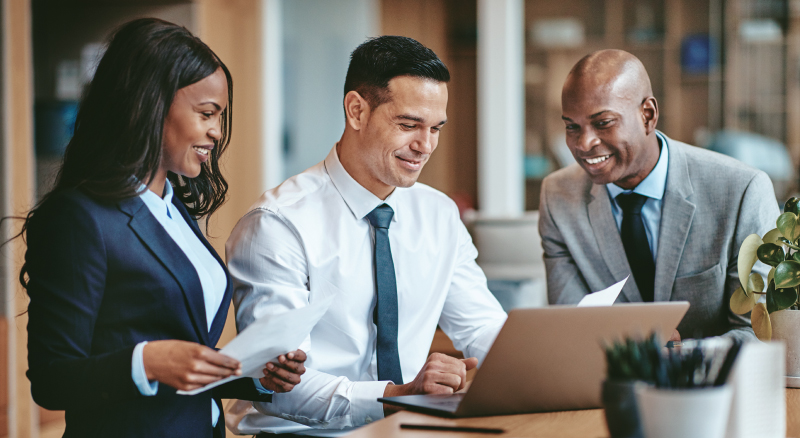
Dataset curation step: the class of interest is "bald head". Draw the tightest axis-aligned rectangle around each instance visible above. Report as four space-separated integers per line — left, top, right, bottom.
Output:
564 49 653 105
560 50 661 190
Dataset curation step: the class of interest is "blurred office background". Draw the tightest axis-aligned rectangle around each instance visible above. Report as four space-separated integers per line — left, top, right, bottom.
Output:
1 0 798 436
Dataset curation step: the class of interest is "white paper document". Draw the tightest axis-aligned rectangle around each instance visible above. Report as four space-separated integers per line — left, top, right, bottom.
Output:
178 296 333 395
577 276 628 307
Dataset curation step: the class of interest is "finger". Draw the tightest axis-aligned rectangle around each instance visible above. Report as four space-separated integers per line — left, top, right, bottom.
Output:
290 349 307 362
192 361 242 378
259 376 296 393
265 363 302 384
271 358 306 374
461 357 479 371
200 349 242 370
425 371 461 391
427 352 464 366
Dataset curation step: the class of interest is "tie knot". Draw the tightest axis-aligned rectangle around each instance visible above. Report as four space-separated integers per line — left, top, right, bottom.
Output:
616 193 648 214
367 204 394 229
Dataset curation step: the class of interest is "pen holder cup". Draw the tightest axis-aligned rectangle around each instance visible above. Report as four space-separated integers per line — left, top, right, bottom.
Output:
635 385 732 438
602 380 646 438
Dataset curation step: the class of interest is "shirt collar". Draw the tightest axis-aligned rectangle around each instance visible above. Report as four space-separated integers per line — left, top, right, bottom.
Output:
324 144 400 223
138 180 175 219
606 132 669 200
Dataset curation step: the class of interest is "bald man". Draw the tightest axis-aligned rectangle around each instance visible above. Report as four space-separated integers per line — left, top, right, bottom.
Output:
538 50 778 341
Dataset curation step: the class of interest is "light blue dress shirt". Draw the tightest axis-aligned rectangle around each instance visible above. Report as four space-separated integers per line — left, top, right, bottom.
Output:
131 181 228 426
605 132 670 261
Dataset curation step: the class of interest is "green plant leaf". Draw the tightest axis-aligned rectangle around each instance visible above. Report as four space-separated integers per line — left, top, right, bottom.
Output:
739 234 764 290
769 267 776 285
775 260 800 288
752 302 772 341
794 252 800 263
777 212 800 243
767 284 798 313
731 285 758 314
748 272 765 294
786 197 800 216
758 243 785 267
763 228 783 244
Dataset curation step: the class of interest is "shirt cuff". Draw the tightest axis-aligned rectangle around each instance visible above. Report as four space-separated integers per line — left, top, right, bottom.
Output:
131 341 158 396
350 380 390 425
253 378 275 395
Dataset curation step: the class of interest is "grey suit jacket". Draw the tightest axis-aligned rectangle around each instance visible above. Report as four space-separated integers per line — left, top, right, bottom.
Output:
538 133 779 340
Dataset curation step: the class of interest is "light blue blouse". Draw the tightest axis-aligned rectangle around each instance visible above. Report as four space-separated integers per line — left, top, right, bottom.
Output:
131 181 227 426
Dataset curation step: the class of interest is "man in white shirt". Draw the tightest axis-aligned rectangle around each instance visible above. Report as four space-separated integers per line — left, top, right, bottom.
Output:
224 36 507 434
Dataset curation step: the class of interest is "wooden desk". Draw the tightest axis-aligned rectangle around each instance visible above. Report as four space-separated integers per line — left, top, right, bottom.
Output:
346 388 800 438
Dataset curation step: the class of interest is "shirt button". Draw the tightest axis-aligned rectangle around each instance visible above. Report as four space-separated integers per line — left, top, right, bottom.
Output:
365 416 373 423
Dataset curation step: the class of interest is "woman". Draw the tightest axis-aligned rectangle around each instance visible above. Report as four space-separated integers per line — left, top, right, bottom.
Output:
21 18 304 437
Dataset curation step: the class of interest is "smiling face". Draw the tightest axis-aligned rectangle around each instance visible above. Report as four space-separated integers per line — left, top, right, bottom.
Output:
341 75 448 199
561 56 660 190
158 67 228 188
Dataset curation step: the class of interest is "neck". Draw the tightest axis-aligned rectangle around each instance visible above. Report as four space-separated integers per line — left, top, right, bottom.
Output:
147 170 168 198
336 132 394 200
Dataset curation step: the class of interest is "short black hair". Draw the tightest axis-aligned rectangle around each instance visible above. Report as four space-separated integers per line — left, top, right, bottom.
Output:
344 35 450 110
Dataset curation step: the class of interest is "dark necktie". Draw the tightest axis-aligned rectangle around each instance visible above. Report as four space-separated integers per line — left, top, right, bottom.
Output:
616 193 655 302
366 204 403 384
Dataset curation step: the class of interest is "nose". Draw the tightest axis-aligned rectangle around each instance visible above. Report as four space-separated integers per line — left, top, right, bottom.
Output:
574 127 600 153
410 129 435 155
208 116 222 142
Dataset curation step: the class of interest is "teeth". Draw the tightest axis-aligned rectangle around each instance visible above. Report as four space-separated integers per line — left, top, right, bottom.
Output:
193 146 209 156
585 155 610 165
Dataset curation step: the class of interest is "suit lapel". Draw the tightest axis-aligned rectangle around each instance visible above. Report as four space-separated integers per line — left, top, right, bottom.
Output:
588 183 642 302
654 137 696 302
118 197 210 346
170 197 233 347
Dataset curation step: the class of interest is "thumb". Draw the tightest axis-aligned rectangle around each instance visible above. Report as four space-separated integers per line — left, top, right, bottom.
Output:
462 357 479 371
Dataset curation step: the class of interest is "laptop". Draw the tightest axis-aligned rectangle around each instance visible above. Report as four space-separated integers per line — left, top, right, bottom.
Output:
378 301 689 417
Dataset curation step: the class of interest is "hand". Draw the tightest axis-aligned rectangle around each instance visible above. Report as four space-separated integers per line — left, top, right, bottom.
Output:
259 349 307 393
143 340 241 391
669 330 681 343
382 353 478 414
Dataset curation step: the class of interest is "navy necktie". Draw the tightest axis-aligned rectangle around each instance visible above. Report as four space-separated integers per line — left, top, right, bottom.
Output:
616 193 655 302
366 204 403 384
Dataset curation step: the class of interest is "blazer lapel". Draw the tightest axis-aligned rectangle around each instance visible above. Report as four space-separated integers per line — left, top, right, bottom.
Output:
171 198 233 347
654 136 696 302
118 197 210 346
588 183 642 302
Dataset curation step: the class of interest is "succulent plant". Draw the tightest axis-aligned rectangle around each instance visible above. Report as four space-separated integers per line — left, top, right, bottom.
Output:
605 334 734 389
731 197 800 341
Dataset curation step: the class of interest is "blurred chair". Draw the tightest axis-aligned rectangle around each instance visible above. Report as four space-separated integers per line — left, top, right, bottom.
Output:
465 211 548 311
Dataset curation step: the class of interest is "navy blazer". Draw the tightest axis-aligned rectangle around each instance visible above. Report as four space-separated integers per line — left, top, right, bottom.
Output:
25 188 269 438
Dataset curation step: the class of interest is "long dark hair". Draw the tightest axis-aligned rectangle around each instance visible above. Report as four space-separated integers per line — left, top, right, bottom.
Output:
14 17 233 288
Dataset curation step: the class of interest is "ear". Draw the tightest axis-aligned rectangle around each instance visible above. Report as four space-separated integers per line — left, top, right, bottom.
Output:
344 91 370 131
641 96 659 135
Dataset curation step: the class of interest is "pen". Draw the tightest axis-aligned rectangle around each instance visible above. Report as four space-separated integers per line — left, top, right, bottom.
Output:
400 424 504 434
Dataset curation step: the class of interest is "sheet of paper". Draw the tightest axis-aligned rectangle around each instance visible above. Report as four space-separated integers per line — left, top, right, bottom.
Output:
577 276 628 307
177 296 333 395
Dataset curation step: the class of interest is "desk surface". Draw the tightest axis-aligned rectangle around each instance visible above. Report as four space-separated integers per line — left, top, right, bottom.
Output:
346 388 800 438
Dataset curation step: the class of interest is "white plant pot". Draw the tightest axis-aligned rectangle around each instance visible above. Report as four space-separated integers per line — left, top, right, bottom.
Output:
770 309 800 376
635 385 732 438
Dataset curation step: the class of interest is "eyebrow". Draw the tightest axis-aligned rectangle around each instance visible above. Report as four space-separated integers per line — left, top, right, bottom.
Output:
198 101 222 111
561 110 614 122
397 114 447 126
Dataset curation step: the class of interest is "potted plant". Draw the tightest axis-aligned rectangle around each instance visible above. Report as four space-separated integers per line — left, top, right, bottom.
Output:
603 335 741 438
634 340 738 438
731 197 800 375
602 334 661 438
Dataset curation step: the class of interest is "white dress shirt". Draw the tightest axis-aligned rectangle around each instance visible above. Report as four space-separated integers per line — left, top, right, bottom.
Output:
224 146 507 434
